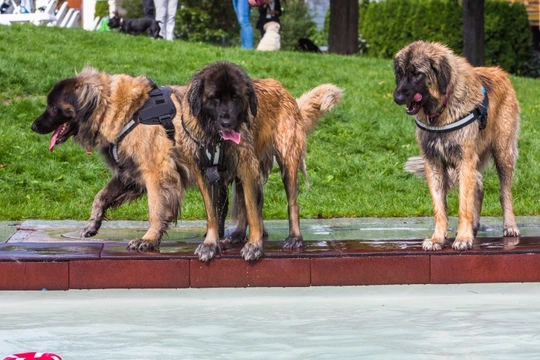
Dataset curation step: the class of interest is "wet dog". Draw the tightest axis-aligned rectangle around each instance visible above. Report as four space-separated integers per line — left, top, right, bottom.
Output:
108 12 162 39
178 61 343 261
30 67 190 251
393 40 520 251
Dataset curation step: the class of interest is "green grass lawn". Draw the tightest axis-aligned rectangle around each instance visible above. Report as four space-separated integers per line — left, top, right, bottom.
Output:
1 24 539 221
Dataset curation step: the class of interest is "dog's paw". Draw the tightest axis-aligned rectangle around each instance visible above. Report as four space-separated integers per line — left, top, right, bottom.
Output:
195 243 219 262
225 231 247 244
81 223 99 238
283 235 304 250
503 226 520 237
422 238 446 251
127 239 159 252
240 242 264 261
452 236 473 251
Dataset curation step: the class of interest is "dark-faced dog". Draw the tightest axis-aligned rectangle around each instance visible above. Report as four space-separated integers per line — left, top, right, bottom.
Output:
31 67 190 251
178 61 343 261
108 12 161 39
394 40 520 251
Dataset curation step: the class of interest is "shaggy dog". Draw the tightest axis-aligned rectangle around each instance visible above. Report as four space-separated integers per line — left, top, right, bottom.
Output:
393 40 520 251
179 61 343 261
31 67 189 251
108 12 162 39
256 21 280 51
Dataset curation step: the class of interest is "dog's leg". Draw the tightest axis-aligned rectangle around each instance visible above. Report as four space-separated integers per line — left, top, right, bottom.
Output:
82 176 143 238
472 154 490 235
127 172 182 252
237 166 265 261
454 148 479 250
423 160 449 251
194 173 222 261
226 179 268 244
276 156 304 250
210 180 228 238
493 145 520 237
472 171 484 236
226 179 248 244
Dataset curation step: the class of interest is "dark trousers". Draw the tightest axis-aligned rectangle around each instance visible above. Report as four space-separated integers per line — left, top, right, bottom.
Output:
142 0 155 18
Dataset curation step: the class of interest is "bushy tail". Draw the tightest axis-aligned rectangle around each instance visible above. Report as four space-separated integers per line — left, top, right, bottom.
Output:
405 155 458 189
296 83 343 134
296 84 343 189
404 156 426 178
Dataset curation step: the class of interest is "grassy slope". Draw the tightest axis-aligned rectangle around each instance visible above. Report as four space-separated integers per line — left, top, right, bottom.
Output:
0 25 539 221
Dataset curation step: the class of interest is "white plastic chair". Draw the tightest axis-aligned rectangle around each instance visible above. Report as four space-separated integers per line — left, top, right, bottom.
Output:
58 7 73 27
0 0 57 25
47 1 67 26
64 8 79 27
33 0 57 24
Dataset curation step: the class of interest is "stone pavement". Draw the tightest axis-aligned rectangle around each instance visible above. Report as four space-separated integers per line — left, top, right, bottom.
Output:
1 217 540 289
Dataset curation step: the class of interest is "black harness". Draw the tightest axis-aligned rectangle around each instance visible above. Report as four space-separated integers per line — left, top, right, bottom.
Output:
109 80 176 163
415 86 489 133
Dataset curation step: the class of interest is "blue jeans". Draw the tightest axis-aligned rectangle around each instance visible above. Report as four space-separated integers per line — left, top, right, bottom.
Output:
232 0 253 49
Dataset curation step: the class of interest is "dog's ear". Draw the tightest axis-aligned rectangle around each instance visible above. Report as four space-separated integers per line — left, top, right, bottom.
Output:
246 80 257 118
74 75 101 122
187 75 204 117
433 56 451 95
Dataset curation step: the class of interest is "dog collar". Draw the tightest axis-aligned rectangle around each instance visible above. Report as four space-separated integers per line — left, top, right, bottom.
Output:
416 86 488 133
427 90 451 120
109 79 176 163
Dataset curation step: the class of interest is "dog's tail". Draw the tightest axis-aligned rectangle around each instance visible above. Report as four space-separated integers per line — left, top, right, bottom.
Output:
404 156 426 178
405 155 459 189
296 84 343 189
296 84 343 134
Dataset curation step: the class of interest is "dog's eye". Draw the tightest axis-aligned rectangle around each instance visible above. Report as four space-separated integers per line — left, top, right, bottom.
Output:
412 71 423 79
49 105 57 116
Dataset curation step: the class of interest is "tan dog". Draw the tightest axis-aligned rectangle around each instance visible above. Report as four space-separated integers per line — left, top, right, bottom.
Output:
30 67 191 251
178 61 343 261
393 41 520 251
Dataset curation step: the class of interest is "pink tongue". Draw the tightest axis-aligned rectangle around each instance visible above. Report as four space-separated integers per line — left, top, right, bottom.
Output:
49 126 63 152
413 93 422 102
220 130 241 144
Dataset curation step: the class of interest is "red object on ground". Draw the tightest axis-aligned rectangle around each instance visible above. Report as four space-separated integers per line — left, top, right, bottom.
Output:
4 353 62 360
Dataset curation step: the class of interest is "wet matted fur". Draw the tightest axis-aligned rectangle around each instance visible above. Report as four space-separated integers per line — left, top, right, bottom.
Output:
179 61 343 261
393 40 520 251
30 67 190 250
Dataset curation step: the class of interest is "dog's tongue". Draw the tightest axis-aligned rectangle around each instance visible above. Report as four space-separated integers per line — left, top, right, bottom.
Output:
413 93 422 102
49 126 63 152
220 130 241 144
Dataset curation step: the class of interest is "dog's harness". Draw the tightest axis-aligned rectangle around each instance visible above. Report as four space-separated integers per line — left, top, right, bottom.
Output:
416 86 489 133
181 115 224 183
109 79 176 163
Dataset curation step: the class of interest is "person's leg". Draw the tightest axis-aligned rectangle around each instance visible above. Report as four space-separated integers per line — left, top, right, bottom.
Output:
154 0 167 38
142 0 155 18
235 0 253 49
165 0 178 40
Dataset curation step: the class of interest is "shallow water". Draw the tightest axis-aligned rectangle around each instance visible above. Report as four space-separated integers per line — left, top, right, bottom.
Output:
1 284 539 359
